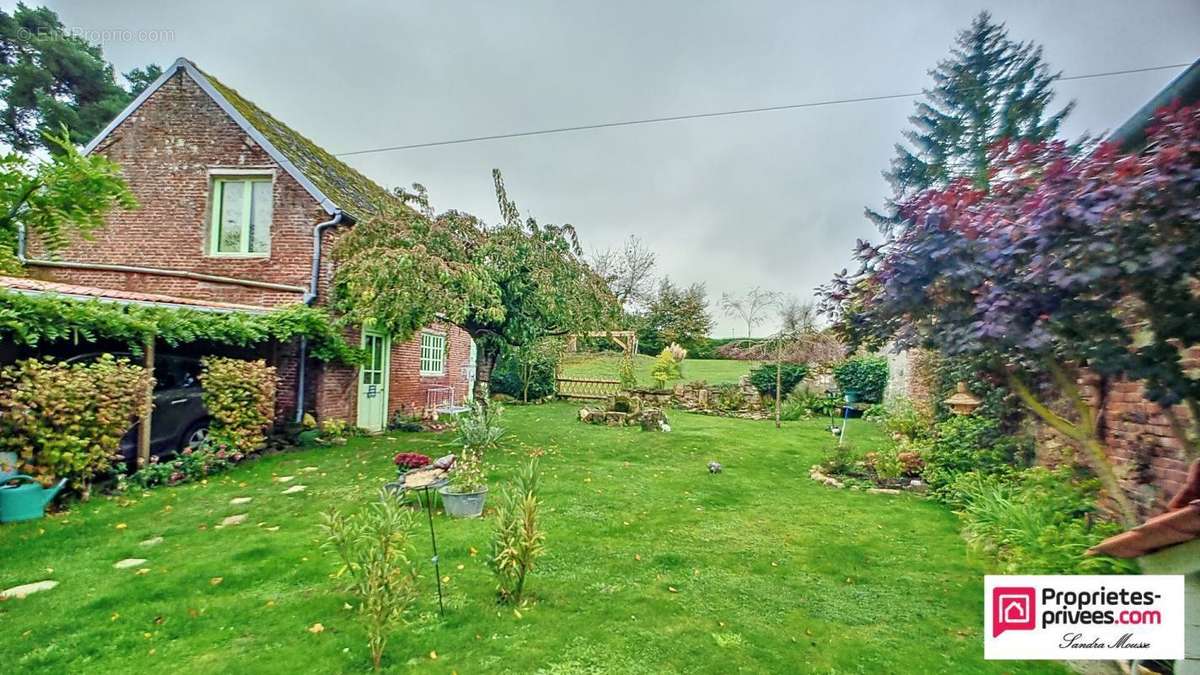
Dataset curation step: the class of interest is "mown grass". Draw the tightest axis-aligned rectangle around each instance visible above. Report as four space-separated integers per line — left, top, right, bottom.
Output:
560 352 761 387
1 403 1063 673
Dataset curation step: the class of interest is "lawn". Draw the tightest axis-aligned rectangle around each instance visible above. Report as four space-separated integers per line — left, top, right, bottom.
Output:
1 404 1063 674
560 352 761 387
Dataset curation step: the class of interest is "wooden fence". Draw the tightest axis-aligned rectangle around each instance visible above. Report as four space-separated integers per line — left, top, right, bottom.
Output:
556 377 623 400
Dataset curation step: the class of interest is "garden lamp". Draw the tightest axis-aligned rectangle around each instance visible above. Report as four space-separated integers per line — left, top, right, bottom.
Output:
944 382 982 415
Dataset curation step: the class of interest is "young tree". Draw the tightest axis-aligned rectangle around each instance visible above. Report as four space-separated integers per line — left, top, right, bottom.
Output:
720 287 778 338
590 234 656 310
0 128 136 272
0 4 161 154
744 296 839 428
333 170 618 404
868 11 1073 230
821 104 1200 525
637 278 712 354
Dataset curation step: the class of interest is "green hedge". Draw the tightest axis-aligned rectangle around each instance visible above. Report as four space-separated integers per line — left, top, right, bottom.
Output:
832 355 888 403
491 349 557 401
748 363 809 398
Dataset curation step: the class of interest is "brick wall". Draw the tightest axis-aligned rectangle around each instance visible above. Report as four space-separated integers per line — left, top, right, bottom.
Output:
1091 375 1193 517
34 70 324 308
387 322 473 416
308 322 474 426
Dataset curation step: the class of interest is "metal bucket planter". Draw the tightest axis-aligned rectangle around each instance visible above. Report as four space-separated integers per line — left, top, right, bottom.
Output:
438 486 487 518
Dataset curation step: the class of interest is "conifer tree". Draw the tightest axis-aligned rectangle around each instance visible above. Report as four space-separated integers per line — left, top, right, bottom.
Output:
868 11 1073 230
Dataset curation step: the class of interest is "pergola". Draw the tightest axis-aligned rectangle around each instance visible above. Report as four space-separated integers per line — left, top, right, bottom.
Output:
564 330 638 356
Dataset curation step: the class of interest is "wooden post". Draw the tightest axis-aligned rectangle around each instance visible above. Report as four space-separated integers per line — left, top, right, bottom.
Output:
774 337 782 429
138 335 155 469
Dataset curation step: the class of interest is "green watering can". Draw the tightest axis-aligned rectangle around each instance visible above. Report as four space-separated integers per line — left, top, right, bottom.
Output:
0 475 66 523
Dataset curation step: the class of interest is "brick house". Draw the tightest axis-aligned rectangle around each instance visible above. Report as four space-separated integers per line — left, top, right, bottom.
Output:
12 57 475 432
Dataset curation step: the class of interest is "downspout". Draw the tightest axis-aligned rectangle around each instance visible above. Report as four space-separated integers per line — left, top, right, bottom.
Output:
16 222 28 265
294 211 345 423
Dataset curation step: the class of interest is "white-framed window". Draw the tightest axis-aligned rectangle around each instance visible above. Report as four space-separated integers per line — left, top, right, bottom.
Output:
420 332 445 376
209 175 273 256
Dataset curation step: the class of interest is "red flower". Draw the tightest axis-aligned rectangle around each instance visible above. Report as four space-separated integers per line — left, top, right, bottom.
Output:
393 452 431 470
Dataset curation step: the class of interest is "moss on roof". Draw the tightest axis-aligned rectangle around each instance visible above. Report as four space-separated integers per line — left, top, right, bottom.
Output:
195 62 400 220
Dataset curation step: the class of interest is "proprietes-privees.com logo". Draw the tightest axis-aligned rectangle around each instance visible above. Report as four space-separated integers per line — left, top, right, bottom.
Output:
984 575 1184 660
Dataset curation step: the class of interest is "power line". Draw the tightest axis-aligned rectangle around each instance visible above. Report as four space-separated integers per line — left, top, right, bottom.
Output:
335 62 1191 157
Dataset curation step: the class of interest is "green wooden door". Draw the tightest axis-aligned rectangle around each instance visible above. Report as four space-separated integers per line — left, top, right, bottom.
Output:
356 330 390 431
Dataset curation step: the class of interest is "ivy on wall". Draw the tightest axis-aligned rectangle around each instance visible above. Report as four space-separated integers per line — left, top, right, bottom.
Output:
0 290 362 364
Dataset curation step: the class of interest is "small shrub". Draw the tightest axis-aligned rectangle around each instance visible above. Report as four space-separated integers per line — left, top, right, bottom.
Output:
321 498 420 671
491 344 558 401
710 383 747 410
454 401 505 451
950 467 1136 574
872 449 905 481
922 414 1024 494
779 389 838 420
492 458 545 603
618 354 638 390
448 449 486 494
650 348 681 389
832 355 888 403
124 438 246 489
318 418 352 445
201 357 277 454
388 410 424 432
0 355 149 492
748 363 809 398
819 443 858 476
873 398 933 442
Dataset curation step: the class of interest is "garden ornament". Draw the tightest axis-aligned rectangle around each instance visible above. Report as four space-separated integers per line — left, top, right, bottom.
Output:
0 475 66 523
944 382 983 415
708 461 723 474
433 454 456 470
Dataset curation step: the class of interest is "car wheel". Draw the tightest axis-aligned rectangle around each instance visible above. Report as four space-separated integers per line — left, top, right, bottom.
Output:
182 420 210 451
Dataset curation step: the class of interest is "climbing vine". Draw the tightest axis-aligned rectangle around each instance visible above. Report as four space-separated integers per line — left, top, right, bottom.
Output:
0 290 362 363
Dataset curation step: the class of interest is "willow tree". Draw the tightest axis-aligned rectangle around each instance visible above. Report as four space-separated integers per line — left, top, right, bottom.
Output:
332 170 618 403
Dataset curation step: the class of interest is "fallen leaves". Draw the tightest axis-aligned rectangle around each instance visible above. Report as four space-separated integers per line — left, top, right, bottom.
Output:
308 623 325 634
209 577 223 586
114 523 128 530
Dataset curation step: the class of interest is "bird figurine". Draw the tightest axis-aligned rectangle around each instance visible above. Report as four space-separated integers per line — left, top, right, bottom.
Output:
708 461 723 474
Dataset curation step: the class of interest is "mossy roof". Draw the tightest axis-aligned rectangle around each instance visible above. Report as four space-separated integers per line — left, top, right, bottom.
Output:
85 58 401 221
196 63 400 220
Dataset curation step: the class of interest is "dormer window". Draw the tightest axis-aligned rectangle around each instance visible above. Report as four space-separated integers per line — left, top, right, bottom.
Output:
209 175 272 256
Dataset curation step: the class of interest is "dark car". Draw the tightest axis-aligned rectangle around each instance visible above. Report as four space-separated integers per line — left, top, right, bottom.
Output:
66 353 210 468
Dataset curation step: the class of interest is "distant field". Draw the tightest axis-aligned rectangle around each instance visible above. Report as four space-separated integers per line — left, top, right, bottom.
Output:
559 352 760 387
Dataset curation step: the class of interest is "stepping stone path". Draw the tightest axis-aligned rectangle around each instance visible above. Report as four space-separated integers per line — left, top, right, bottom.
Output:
140 536 163 547
300 466 319 473
113 558 147 569
1 580 57 599
275 476 294 483
229 497 253 505
281 485 307 495
221 514 248 526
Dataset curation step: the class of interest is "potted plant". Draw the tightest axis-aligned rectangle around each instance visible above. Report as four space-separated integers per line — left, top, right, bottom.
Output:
439 450 487 518
393 452 431 479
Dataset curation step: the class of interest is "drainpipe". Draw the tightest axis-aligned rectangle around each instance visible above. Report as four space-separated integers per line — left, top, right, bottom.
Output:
294 211 345 423
16 222 28 264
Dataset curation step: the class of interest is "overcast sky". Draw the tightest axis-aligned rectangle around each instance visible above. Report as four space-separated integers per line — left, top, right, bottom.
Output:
28 1 1200 336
